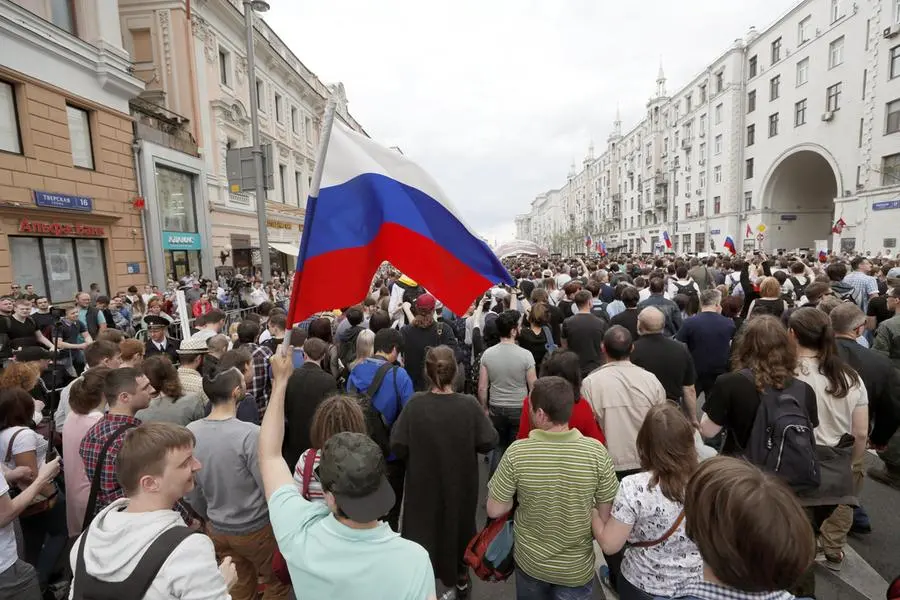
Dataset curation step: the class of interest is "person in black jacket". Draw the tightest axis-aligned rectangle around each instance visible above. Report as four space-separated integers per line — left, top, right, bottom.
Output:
401 293 459 391
830 303 900 498
143 315 180 364
283 337 337 468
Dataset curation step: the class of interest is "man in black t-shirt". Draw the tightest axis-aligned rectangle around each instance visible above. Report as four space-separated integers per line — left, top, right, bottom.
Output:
31 297 54 337
561 290 608 377
0 298 54 358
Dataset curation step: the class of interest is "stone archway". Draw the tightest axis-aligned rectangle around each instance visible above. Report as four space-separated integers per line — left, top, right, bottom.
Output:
760 146 840 250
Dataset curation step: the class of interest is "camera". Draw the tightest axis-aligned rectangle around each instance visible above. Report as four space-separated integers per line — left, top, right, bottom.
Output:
50 307 68 320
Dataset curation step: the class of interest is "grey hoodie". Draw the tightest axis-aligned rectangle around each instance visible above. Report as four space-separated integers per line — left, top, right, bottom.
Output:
69 498 230 600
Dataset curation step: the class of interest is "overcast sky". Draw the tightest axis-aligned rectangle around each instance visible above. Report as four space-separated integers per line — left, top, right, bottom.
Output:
265 0 797 244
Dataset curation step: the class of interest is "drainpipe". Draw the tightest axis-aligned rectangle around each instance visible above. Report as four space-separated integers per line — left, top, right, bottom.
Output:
133 140 155 286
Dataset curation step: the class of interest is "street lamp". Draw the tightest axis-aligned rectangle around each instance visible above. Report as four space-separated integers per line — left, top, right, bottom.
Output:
244 0 271 281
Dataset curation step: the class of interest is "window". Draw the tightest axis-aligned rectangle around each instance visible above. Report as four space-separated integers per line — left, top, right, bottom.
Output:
291 107 299 133
700 84 707 103
279 164 287 203
66 105 93 169
887 99 900 134
746 158 755 179
714 134 722 155
218 48 230 86
829 37 845 68
304 116 312 142
859 118 865 147
770 75 781 100
714 196 721 214
674 179 679 196
256 80 265 112
883 153 900 185
700 113 707 131
714 165 722 183
715 103 723 124
0 81 21 154
295 170 304 204
698 199 705 216
747 124 755 146
744 191 753 210
772 37 783 63
890 45 900 80
274 93 283 123
831 0 843 22
130 29 152 63
686 93 693 113
795 99 808 126
716 71 724 92
157 166 197 232
50 0 76 34
798 16 811 44
797 58 809 86
769 113 779 137
749 55 758 78
862 69 868 99
674 205 679 221
10 237 108 303
827 83 842 111
686 176 692 194
748 90 757 113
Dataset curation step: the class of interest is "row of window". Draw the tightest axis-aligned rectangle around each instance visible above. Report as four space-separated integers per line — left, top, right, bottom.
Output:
218 47 315 142
0 80 95 169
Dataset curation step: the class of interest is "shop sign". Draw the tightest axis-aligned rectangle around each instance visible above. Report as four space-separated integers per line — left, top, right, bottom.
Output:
162 231 203 250
18 218 104 236
267 220 295 230
873 199 900 211
709 229 721 235
33 191 93 212
780 214 798 221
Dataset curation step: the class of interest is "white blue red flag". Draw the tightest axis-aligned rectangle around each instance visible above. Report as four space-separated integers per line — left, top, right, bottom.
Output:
662 230 673 249
585 234 593 249
287 122 513 326
723 236 736 255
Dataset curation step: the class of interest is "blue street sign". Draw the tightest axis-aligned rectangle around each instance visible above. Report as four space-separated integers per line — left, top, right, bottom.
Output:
872 200 900 211
709 229 721 235
34 191 93 212
126 263 140 274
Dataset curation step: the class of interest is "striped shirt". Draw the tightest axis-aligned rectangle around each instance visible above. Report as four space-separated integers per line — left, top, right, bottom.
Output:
488 428 619 587
292 448 325 502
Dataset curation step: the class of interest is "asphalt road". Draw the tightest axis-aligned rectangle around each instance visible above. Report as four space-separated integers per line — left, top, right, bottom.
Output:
448 453 898 600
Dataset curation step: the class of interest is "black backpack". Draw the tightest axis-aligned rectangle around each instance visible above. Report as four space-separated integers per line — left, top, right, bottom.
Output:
348 361 400 457
789 276 809 302
673 281 698 298
737 370 820 492
72 526 197 599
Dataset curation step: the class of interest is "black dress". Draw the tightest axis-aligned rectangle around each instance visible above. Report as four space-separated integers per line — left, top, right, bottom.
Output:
390 392 498 586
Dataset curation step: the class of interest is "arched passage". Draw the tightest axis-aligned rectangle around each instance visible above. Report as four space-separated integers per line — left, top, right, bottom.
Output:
761 149 839 250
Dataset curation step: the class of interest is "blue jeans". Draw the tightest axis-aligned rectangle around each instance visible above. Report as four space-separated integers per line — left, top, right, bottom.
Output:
489 406 521 476
515 568 593 600
617 573 654 600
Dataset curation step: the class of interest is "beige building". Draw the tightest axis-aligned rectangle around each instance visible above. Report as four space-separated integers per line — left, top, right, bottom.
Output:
0 0 146 300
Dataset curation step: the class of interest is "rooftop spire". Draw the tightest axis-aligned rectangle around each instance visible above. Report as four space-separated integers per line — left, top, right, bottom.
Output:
656 60 667 97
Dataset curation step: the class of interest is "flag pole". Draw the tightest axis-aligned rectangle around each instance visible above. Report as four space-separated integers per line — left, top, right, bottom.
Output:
280 96 338 355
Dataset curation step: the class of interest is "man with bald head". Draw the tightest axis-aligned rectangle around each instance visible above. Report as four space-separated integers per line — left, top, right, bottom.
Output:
630 307 699 426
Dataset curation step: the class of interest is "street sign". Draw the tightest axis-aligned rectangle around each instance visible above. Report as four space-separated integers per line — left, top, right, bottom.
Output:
757 233 765 242
757 224 767 233
34 191 93 212
226 144 275 192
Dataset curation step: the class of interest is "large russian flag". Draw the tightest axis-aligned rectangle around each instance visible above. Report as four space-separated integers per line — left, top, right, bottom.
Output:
287 122 514 326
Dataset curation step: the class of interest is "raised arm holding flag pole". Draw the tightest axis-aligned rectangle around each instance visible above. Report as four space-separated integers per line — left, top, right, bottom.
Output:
283 99 513 342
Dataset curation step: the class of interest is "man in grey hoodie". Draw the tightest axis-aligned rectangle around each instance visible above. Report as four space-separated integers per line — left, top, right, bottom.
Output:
70 422 235 599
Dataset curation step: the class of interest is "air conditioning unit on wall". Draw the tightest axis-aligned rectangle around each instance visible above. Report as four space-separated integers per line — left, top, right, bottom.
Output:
821 111 834 122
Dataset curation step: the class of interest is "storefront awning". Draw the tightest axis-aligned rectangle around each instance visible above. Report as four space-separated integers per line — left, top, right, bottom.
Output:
269 242 300 257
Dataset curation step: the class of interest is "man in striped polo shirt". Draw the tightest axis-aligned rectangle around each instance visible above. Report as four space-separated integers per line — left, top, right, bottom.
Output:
487 376 619 599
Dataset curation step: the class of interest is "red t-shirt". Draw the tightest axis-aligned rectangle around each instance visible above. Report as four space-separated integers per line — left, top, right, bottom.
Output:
516 395 606 444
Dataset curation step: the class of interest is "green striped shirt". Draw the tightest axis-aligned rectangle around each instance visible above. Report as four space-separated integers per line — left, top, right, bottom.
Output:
487 428 619 587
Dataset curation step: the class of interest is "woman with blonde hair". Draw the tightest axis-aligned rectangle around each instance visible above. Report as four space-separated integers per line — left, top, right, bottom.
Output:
391 346 497 598
747 276 787 319
592 402 702 600
348 328 375 372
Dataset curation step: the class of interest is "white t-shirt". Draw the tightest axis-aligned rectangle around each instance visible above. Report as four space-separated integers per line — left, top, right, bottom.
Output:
611 471 703 596
0 426 48 471
0 472 19 573
796 356 869 447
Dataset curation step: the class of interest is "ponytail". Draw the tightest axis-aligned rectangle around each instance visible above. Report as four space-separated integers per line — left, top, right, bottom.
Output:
788 308 860 399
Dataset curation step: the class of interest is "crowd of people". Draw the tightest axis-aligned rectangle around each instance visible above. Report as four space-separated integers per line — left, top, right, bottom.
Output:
0 248 896 600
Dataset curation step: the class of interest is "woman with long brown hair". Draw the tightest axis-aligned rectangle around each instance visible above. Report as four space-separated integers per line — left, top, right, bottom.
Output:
699 315 819 456
591 403 702 600
789 307 868 571
391 346 497 599
135 355 204 425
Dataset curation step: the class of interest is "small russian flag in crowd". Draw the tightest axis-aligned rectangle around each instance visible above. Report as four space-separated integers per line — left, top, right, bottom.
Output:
585 234 593 249
287 121 513 326
723 236 737 255
818 249 828 262
662 231 672 249
599 240 607 257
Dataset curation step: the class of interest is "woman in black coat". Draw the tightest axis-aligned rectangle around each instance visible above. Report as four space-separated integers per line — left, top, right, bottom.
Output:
390 345 498 598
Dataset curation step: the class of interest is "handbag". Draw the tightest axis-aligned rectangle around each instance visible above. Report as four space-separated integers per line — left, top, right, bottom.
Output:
272 449 317 585
5 427 58 517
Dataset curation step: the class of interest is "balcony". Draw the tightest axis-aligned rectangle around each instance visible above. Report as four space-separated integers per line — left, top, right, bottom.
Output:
681 139 692 150
130 98 198 156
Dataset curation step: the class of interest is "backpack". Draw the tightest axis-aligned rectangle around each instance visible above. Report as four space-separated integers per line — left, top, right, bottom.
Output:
348 361 400 457
789 276 809 302
72 526 197 600
673 281 698 298
541 326 558 357
590 301 610 323
464 512 515 582
737 370 820 492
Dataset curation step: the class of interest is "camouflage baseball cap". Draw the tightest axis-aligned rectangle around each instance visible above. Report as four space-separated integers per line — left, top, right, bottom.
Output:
318 432 395 522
